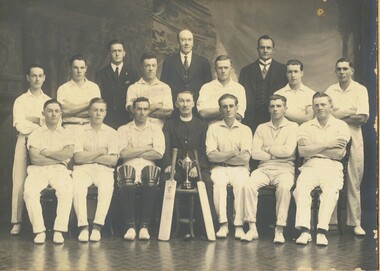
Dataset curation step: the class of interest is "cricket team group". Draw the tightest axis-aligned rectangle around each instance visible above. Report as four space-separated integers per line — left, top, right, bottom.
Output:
10 29 369 247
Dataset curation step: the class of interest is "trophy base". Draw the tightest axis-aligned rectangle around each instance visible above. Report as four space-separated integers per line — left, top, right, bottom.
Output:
182 180 193 189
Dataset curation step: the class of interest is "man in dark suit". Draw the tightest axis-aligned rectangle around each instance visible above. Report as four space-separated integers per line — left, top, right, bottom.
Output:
238 34 287 134
96 39 139 129
161 91 216 237
160 29 212 105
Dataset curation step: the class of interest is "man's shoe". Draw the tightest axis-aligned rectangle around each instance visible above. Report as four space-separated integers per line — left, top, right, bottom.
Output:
216 224 229 239
273 228 285 244
34 232 46 244
138 228 150 240
241 223 258 242
235 226 245 239
354 226 366 236
296 232 312 245
53 232 64 244
78 229 89 242
10 224 21 235
90 229 101 242
316 233 328 246
124 228 136 241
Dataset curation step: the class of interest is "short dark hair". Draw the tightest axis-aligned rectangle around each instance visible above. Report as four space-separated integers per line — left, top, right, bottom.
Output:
26 64 45 75
218 93 239 107
177 28 194 42
69 54 87 67
335 57 354 68
89 97 107 109
140 52 157 64
214 55 232 66
133 97 150 108
107 39 125 51
286 59 304 71
43 99 62 110
176 90 194 100
269 94 287 106
257 34 275 48
312 92 332 104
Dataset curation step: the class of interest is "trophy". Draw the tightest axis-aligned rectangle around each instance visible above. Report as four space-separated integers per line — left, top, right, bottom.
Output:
177 154 197 189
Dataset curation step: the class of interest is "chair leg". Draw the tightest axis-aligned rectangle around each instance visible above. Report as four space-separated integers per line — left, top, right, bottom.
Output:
337 196 344 235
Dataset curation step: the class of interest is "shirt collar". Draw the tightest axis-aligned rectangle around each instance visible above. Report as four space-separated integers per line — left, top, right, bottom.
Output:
84 123 106 131
259 59 272 65
41 124 64 133
283 83 307 92
131 120 151 130
219 119 241 129
310 115 337 128
25 89 45 97
180 115 193 122
180 51 192 63
267 118 290 129
69 78 88 87
138 77 160 86
111 62 123 72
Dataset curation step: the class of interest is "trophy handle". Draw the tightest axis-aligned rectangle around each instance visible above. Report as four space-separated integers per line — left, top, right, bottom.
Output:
177 159 183 168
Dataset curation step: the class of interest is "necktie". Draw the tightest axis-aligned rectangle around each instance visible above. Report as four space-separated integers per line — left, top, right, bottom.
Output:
184 55 189 71
261 62 269 79
115 67 119 77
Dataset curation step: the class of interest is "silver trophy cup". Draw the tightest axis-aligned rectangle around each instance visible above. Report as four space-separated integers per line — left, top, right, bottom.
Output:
177 155 197 189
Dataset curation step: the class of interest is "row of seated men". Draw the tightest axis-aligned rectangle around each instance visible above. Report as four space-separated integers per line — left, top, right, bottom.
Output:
10 30 369 246
15 91 351 247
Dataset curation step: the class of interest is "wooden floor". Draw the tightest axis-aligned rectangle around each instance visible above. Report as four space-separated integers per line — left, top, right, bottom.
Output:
0 222 378 271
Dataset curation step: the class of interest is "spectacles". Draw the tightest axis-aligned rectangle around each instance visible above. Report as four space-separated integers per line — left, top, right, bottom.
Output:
336 67 350 71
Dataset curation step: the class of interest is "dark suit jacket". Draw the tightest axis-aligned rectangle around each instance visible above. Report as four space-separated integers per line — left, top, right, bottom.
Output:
95 64 139 129
160 53 212 103
161 116 209 170
238 59 287 132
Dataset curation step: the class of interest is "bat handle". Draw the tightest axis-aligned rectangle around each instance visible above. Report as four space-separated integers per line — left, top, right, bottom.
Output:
170 148 178 180
193 150 203 181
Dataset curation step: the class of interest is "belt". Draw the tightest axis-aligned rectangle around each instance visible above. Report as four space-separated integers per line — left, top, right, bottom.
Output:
308 156 341 163
62 121 89 125
215 163 241 167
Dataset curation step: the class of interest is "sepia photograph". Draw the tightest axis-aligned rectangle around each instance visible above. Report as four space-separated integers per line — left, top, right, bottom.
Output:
0 0 378 270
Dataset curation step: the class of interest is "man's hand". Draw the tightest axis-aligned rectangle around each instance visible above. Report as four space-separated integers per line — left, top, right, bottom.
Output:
189 167 198 178
298 138 313 146
325 138 346 149
165 165 174 174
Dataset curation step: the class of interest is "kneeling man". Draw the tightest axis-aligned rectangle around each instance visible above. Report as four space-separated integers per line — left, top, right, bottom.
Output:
73 98 119 242
24 99 74 244
243 95 298 243
206 94 252 239
118 97 164 240
293 92 350 246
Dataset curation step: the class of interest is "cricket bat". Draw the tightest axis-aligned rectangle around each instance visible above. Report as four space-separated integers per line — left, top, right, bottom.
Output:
158 148 178 241
194 150 216 241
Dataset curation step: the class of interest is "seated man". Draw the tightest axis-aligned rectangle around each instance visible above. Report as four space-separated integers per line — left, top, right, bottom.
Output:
72 98 119 242
293 92 350 246
24 99 74 244
206 94 252 239
118 97 164 241
161 91 217 236
243 95 298 243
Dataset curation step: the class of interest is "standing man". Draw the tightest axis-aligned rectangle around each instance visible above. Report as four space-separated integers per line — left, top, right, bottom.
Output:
11 64 51 235
161 28 212 104
239 34 287 133
118 97 164 241
206 94 252 239
243 95 298 243
293 92 350 246
197 55 246 123
23 99 74 244
57 55 101 128
126 52 173 128
161 91 217 234
72 98 119 242
96 39 139 129
325 58 369 236
274 59 315 125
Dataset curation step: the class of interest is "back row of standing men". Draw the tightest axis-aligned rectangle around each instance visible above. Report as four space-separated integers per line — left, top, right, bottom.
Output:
11 29 369 245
